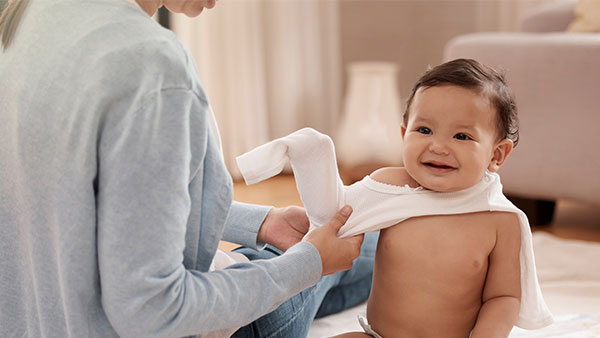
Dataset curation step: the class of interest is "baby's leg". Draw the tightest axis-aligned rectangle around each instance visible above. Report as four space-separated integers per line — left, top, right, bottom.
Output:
236 128 345 228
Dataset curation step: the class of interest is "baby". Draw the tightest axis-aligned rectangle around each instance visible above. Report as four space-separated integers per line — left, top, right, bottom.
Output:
236 59 553 338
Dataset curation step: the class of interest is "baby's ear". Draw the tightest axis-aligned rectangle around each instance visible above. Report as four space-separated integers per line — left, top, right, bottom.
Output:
488 139 514 172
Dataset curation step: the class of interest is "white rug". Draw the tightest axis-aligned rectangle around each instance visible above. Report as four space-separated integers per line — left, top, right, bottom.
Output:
308 232 600 337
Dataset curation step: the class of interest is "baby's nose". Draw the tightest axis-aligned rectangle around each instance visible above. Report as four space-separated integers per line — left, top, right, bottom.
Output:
428 140 450 155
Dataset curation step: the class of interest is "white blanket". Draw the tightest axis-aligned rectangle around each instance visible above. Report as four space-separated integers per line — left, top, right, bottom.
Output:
309 232 600 337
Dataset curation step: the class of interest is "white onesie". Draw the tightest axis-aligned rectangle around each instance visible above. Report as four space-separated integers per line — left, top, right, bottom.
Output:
237 128 553 330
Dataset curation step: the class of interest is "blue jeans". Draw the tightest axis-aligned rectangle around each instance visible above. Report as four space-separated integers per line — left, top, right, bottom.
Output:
231 232 378 338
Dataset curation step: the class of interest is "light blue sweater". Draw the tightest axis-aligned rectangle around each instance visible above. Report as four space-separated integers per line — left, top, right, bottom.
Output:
0 0 322 337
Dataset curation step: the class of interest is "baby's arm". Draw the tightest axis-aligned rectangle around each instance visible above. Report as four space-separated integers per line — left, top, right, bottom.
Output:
471 213 522 338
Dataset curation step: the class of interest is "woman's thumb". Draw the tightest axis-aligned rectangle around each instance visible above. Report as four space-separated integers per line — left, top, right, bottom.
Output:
327 205 352 232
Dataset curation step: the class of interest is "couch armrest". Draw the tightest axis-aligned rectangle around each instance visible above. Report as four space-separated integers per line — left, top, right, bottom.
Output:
520 0 576 32
444 33 600 205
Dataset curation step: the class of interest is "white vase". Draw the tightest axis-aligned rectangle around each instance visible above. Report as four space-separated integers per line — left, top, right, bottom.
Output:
335 62 404 182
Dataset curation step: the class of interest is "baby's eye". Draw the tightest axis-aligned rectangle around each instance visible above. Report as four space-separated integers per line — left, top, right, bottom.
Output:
417 127 432 135
454 133 472 141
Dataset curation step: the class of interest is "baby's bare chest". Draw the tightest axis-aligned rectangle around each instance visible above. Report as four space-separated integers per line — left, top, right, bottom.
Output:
368 213 502 337
377 213 498 281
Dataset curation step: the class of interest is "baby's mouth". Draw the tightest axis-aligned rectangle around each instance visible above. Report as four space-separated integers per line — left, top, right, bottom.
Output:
423 161 457 171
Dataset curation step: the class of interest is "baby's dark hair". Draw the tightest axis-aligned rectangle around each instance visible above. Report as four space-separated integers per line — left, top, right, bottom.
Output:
404 58 519 146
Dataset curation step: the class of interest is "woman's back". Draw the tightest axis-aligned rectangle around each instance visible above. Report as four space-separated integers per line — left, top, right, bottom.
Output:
0 1 193 336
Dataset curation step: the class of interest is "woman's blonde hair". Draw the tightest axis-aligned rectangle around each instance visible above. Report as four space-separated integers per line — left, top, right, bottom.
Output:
0 0 30 49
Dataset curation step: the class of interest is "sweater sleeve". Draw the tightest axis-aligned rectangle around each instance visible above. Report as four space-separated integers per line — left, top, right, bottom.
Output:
222 201 272 249
96 88 322 338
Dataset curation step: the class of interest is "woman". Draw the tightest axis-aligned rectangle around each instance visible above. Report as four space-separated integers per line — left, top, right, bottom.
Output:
0 0 377 337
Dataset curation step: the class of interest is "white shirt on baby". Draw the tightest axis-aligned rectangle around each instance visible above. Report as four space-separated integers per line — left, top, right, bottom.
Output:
237 127 554 330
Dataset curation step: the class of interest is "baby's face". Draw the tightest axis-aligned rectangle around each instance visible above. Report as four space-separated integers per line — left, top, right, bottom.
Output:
402 85 503 192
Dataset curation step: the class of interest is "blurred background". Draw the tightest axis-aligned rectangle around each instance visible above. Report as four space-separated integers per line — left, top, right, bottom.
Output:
168 0 564 179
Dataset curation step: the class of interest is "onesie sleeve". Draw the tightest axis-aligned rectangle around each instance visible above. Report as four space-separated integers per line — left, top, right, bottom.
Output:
96 88 322 338
236 128 346 229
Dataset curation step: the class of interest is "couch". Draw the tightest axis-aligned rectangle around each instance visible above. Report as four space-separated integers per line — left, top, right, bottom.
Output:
443 1 600 223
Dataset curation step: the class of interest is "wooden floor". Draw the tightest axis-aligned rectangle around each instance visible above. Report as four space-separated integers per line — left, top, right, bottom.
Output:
233 174 600 243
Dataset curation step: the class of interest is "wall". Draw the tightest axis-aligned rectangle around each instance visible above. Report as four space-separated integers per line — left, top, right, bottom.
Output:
339 0 550 109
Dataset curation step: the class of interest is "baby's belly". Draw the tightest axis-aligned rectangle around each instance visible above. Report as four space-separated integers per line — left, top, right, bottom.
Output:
367 279 482 338
366 215 495 338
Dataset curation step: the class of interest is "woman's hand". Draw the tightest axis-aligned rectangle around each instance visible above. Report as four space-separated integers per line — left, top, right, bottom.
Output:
259 205 364 276
303 206 364 275
257 206 310 251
